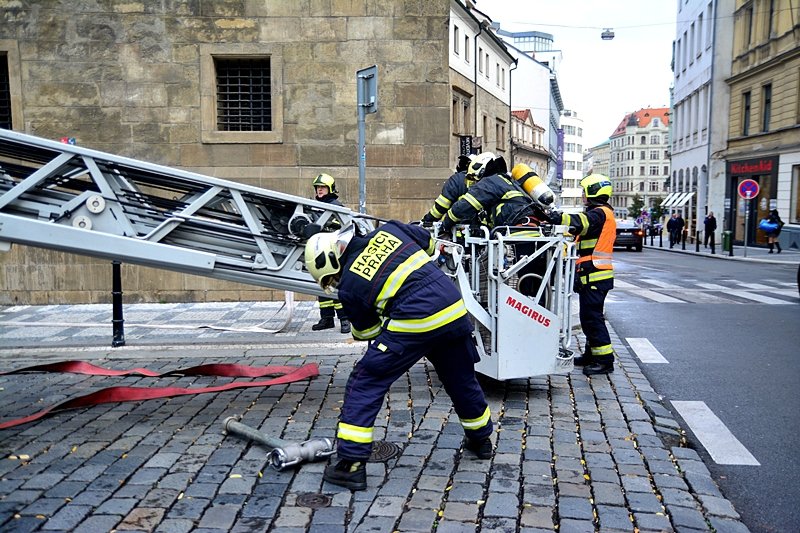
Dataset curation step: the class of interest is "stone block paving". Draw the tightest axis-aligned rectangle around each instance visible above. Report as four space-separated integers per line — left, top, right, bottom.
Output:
0 303 750 532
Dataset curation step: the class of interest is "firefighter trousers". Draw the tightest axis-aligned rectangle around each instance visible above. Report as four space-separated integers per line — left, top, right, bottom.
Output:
318 296 347 319
335 330 492 461
578 285 614 364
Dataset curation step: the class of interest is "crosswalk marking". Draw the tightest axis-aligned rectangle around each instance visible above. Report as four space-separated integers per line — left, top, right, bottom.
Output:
695 282 728 290
735 282 774 290
626 338 669 363
671 401 760 466
613 279 637 289
635 289 684 303
639 279 679 289
724 289 793 305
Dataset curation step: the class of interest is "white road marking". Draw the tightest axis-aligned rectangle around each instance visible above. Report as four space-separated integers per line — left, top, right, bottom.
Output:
626 338 669 363
639 279 679 289
695 282 729 290
636 289 684 303
671 401 760 466
613 279 638 289
724 290 793 305
735 282 773 290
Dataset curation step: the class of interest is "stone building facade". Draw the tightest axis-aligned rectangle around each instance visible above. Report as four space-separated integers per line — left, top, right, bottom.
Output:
0 0 512 304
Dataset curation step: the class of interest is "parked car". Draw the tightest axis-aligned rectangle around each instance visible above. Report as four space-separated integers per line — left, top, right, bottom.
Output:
615 219 644 251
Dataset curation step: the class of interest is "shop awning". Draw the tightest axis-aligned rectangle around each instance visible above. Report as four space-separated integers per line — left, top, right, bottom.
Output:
674 192 695 207
660 193 678 207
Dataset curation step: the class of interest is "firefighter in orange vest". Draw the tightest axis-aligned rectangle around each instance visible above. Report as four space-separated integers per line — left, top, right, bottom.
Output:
547 174 617 375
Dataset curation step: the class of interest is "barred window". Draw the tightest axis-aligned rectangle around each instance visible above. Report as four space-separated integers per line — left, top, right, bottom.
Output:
0 54 10 129
200 43 283 144
215 58 272 132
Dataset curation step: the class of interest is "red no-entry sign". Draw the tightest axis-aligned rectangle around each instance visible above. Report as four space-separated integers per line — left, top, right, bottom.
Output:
738 179 760 199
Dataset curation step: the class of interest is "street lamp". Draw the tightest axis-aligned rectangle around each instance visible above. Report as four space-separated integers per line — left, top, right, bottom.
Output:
601 28 615 40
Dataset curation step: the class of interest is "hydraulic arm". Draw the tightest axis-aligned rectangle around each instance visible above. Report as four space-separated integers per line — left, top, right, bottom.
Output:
0 129 370 298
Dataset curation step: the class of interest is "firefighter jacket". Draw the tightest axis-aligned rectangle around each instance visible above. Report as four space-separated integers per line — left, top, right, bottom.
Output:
421 171 471 223
336 221 471 347
314 192 343 229
556 203 616 289
441 173 533 232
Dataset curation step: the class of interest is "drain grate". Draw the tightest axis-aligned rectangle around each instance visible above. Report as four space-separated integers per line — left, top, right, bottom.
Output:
296 492 332 509
369 440 401 462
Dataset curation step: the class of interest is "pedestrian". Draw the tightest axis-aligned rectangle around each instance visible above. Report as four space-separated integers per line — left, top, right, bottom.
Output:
419 154 473 226
304 221 493 490
547 174 617 376
667 212 684 248
310 173 350 334
764 209 784 253
703 211 717 248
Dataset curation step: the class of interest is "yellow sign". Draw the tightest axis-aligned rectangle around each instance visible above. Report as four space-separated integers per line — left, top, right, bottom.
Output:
349 231 402 281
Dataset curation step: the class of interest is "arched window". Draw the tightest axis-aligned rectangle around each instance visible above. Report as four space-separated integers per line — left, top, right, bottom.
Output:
678 169 684 192
640 135 647 144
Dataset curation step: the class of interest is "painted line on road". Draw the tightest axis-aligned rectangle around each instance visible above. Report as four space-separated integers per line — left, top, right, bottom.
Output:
671 401 760 466
724 289 793 305
695 282 729 290
638 279 679 289
613 279 638 289
636 289 684 303
626 338 669 363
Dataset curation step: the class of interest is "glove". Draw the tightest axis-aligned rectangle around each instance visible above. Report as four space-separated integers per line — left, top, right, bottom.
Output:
546 209 563 225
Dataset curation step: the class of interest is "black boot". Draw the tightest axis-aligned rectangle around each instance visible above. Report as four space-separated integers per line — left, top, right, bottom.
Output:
572 355 590 366
312 317 335 331
583 361 614 376
340 318 351 334
464 437 492 459
768 243 774 254
323 459 367 491
776 242 782 253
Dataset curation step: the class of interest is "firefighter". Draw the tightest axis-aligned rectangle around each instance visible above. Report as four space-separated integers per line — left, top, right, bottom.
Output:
440 152 540 233
310 173 350 334
304 221 494 490
547 174 617 376
419 154 473 225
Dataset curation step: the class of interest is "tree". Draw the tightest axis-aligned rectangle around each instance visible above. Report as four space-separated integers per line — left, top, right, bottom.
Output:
650 203 665 222
627 194 645 220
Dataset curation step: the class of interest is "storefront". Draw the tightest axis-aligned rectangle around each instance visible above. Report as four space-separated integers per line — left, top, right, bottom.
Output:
725 156 779 246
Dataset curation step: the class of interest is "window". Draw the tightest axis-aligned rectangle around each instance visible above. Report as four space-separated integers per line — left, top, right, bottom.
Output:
485 53 490 78
744 5 753 47
563 125 576 135
496 120 506 150
577 127 583 136
496 63 500 86
706 2 713 48
640 135 647 144
762 83 772 132
640 166 646 175
697 13 704 55
501 68 505 90
452 91 472 135
478 47 484 73
742 91 751 136
464 36 470 63
651 135 660 144
200 44 283 143
663 166 669 175
791 165 800 223
454 25 460 55
640 151 646 160
0 53 10 129
650 165 659 175
0 41 22 130
650 150 659 160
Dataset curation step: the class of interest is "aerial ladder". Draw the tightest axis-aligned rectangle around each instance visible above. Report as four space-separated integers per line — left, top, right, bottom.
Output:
0 129 575 380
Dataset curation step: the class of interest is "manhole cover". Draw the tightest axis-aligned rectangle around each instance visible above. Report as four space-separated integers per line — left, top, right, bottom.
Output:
296 493 331 509
369 440 401 462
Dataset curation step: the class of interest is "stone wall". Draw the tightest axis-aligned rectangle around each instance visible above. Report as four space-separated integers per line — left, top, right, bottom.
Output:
0 0 466 304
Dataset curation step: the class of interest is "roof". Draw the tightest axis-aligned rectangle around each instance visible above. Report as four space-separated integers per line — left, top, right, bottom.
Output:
610 107 670 137
511 109 530 121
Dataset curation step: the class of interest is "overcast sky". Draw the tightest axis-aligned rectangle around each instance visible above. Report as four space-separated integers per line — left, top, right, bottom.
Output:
479 0 677 148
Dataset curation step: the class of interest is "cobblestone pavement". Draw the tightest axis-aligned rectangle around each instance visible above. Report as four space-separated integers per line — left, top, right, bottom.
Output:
0 302 750 532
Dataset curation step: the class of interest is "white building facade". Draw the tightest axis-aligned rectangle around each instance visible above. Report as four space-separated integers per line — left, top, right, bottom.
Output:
559 110 585 210
669 0 734 241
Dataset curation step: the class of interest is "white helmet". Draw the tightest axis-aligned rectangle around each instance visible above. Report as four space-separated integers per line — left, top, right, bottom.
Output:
466 151 496 181
304 225 355 293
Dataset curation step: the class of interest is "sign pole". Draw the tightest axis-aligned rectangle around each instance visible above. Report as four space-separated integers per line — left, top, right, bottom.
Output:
743 191 750 257
356 66 378 214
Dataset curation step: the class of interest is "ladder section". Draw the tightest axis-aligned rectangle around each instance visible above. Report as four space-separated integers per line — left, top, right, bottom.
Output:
0 129 369 297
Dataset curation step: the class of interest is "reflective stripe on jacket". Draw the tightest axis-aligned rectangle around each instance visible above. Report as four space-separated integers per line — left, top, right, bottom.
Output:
560 204 616 286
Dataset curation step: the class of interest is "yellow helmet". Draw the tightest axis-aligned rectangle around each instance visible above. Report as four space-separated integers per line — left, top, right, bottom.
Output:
466 152 496 181
312 173 337 194
304 225 354 292
511 164 554 206
580 174 612 201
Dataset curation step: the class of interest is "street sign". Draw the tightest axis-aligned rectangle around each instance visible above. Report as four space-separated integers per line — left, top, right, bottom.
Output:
738 179 759 199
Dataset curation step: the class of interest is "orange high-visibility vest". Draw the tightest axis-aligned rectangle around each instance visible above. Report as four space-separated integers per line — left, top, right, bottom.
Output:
576 205 615 271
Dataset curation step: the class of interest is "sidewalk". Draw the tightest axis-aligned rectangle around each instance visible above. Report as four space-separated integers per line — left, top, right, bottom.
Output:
0 301 751 532
643 234 800 265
